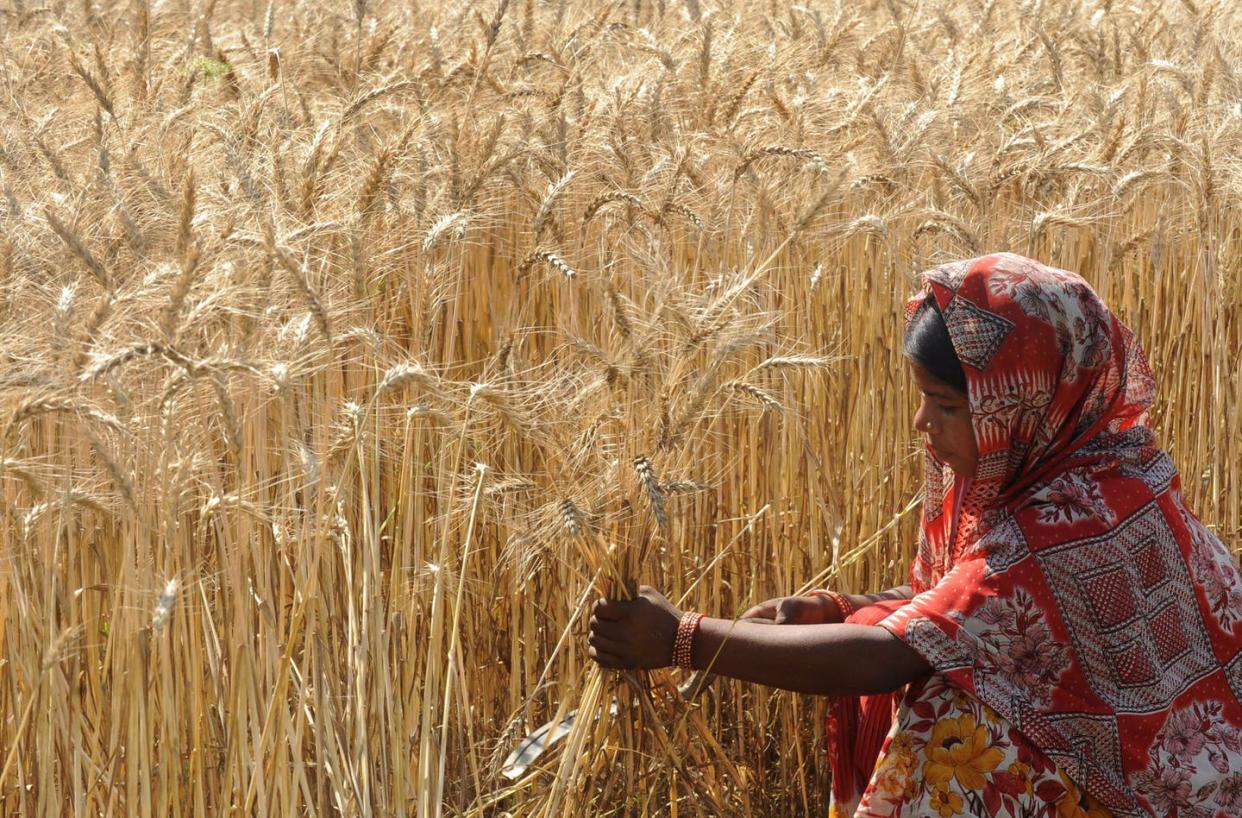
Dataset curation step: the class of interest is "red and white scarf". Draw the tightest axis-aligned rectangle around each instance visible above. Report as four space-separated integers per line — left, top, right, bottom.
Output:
868 254 1242 817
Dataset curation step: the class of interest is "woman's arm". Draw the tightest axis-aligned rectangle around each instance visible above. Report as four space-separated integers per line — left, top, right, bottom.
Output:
589 586 930 697
839 583 914 612
689 617 928 696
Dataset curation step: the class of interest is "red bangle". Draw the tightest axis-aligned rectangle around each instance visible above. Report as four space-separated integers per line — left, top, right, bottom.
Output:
672 612 704 669
807 590 856 620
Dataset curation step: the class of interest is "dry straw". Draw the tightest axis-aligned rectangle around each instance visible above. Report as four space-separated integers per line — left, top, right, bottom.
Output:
0 1 1239 816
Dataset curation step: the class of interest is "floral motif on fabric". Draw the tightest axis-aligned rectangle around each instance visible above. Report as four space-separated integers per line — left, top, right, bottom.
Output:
1048 282 1112 381
983 254 1111 383
854 676 1114 818
962 588 1071 708
986 255 1054 322
970 371 1055 450
1030 470 1116 527
1074 359 1123 439
1216 773 1242 815
1183 514 1242 633
1133 701 1242 817
1119 325 1157 420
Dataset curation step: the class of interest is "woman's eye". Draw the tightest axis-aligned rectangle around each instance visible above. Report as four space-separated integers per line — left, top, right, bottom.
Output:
938 404 957 414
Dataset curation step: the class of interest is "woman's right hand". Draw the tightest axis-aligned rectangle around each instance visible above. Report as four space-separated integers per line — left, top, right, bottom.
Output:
740 594 845 625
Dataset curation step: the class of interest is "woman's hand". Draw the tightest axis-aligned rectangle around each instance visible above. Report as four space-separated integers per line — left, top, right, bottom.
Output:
740 593 843 625
588 586 682 669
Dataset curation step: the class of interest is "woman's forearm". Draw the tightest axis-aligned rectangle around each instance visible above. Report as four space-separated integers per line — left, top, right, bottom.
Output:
834 583 914 615
841 583 913 612
689 619 929 697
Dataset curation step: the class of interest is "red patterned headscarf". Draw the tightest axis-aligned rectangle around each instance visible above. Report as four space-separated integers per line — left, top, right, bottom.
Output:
877 254 1242 816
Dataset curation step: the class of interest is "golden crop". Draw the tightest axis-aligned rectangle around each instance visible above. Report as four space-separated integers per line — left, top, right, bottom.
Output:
0 0 1238 815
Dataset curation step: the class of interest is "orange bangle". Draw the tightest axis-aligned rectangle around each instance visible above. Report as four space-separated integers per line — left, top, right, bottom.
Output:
807 589 856 620
672 612 704 669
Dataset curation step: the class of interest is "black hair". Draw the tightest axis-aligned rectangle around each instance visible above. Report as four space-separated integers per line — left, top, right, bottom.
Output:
903 297 968 393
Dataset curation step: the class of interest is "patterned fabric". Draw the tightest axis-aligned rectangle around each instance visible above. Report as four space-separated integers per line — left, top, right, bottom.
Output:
850 675 1115 818
874 254 1242 817
827 600 910 807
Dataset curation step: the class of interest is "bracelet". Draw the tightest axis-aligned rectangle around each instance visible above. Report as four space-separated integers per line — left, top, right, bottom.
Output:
807 589 857 620
672 612 704 670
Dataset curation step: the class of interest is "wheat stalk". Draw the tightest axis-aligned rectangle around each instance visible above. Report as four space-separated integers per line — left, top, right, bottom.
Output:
44 208 111 289
2 5 1240 816
519 250 576 279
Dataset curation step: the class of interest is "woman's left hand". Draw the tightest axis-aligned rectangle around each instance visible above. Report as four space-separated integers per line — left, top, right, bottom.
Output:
588 585 683 670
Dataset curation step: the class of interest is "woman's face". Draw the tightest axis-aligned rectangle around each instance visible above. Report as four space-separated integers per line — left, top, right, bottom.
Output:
910 361 978 478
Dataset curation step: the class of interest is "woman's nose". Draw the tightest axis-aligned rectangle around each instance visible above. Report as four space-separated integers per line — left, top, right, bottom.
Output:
913 403 935 435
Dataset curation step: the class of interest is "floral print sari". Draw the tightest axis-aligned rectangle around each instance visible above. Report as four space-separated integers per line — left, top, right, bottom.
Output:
845 676 1114 818
833 255 1242 817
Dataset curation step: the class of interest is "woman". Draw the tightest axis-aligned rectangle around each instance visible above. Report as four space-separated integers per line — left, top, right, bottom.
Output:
588 253 1242 817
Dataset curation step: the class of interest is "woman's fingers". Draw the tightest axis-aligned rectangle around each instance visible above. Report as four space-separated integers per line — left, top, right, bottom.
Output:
740 599 778 620
588 629 628 656
775 596 821 624
773 598 800 624
588 645 628 669
587 620 633 667
591 597 626 621
589 613 627 639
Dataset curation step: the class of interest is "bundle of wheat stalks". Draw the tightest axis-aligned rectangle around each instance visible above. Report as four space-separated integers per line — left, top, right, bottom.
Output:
0 0 1238 814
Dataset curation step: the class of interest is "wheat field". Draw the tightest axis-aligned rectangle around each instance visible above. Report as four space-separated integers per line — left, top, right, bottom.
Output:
0 0 1239 815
